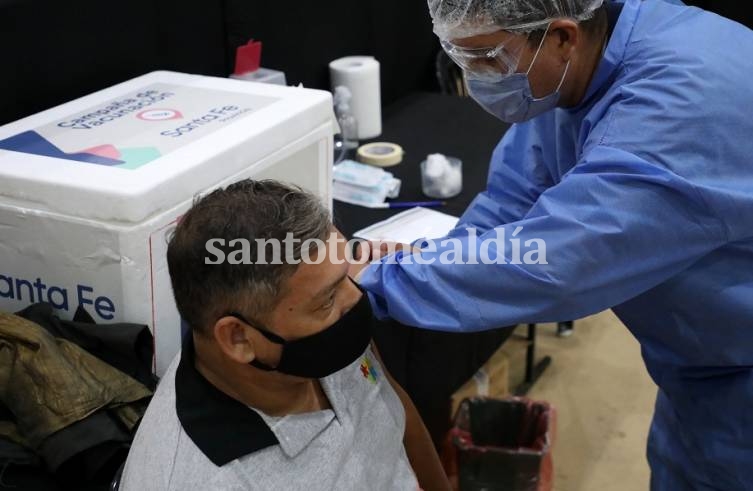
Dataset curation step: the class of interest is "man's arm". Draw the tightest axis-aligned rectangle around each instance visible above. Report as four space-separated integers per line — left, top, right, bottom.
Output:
371 343 451 491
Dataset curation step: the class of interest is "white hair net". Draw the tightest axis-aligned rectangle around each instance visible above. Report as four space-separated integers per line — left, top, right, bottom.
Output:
429 0 605 40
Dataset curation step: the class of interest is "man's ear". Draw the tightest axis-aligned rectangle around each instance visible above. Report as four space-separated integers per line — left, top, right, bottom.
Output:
550 19 579 61
212 316 257 364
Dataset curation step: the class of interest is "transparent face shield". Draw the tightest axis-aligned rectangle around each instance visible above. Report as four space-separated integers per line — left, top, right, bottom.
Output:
440 32 530 83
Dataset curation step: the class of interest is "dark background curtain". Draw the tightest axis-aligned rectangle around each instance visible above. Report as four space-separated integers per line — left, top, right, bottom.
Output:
1 0 750 125
0 0 439 125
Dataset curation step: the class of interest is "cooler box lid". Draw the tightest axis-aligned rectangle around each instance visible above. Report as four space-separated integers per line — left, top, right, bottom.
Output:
0 71 333 223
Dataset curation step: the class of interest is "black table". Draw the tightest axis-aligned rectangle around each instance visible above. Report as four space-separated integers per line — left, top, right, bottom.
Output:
333 92 505 227
334 92 551 447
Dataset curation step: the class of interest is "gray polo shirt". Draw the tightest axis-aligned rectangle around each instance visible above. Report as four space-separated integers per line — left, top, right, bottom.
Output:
120 336 419 490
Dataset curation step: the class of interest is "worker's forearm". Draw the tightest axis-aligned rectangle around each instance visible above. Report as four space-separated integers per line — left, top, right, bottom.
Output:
360 148 728 332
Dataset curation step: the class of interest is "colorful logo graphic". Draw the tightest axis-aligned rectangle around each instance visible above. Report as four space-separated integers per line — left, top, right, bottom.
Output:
0 131 161 170
360 356 378 384
136 109 183 121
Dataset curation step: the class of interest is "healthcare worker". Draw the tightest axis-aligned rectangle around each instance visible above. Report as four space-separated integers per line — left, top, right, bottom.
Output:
355 0 753 489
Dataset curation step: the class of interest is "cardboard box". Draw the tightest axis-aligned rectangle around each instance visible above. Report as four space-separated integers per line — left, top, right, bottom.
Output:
0 71 334 375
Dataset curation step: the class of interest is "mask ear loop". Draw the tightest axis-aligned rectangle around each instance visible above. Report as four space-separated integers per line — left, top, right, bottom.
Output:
525 24 551 75
220 312 284 371
555 59 571 93
526 23 572 99
227 312 287 345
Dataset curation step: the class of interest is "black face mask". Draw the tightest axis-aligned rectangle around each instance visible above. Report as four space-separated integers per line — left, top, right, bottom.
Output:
228 284 373 379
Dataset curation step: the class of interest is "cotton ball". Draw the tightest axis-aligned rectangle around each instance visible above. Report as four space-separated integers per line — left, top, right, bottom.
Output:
444 165 463 195
425 153 451 179
422 153 462 199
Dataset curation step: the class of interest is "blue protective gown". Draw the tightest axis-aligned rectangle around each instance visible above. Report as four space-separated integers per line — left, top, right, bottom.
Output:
359 0 753 488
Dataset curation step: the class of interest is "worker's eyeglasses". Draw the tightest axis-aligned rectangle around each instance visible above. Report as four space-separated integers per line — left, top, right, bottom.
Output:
441 37 527 82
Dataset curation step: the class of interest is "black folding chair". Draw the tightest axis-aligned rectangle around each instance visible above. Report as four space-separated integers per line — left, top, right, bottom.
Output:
435 49 468 97
110 461 125 491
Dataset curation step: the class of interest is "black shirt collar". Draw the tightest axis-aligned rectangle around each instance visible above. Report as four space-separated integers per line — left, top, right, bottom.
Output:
175 335 279 466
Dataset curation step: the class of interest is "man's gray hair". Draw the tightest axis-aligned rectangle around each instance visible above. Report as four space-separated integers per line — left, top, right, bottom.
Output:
167 179 331 333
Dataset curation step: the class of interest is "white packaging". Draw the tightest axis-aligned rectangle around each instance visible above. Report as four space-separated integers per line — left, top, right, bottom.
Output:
230 67 287 86
332 160 400 206
0 71 334 375
329 56 382 140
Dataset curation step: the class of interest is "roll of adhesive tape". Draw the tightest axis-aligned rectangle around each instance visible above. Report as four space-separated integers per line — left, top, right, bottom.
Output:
357 142 404 167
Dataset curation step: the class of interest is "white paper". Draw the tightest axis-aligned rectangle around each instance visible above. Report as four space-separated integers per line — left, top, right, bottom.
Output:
329 56 382 139
353 207 459 244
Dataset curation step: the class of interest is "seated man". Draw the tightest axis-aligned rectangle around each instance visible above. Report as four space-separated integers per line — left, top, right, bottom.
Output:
121 180 449 490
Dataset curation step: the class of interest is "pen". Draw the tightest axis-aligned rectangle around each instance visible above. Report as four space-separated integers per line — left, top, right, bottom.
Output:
371 200 447 209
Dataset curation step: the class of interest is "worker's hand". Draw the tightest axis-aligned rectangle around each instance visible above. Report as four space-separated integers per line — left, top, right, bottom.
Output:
348 240 373 280
368 240 419 261
347 240 420 281
348 260 369 280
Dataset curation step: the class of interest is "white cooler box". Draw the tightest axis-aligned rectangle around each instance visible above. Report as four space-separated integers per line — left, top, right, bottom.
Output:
0 71 334 375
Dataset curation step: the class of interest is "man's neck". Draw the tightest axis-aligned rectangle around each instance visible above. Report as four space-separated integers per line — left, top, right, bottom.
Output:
565 27 609 107
193 338 330 417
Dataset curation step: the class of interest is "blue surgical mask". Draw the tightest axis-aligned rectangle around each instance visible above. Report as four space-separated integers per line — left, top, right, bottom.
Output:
467 28 570 124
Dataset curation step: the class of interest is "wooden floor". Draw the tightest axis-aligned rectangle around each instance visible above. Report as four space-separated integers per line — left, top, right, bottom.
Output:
502 311 657 491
